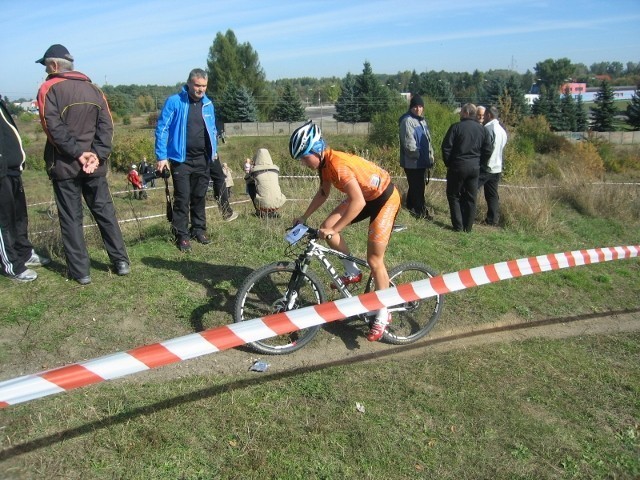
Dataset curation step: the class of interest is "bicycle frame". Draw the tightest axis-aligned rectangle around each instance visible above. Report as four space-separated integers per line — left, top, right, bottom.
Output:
294 238 370 299
288 228 412 315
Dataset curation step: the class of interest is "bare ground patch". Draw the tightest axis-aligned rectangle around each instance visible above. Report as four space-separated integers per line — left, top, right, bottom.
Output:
126 308 640 382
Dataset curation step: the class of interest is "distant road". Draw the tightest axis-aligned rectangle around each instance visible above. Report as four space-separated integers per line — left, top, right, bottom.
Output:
305 105 336 125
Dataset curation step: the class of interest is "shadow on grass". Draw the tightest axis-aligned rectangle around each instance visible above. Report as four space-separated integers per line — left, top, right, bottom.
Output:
36 258 121 280
141 256 254 332
1 307 638 461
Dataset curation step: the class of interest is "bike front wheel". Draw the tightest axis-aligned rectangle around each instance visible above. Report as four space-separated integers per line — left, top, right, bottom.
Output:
234 262 327 355
382 262 444 345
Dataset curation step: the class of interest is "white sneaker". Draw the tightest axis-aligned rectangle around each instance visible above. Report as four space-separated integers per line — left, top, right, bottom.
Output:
224 211 238 222
13 269 37 282
25 251 51 267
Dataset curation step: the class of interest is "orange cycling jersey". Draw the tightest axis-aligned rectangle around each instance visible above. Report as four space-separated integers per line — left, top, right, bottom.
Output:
321 148 399 245
321 149 391 201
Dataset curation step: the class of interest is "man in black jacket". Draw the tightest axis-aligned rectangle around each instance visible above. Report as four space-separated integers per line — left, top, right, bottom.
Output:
0 97 50 282
36 44 129 285
441 103 493 232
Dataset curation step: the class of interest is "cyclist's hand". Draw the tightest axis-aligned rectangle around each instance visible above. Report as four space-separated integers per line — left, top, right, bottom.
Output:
292 217 306 227
319 228 336 241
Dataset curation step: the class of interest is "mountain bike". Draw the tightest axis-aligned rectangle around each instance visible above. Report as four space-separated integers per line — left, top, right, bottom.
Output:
233 224 444 355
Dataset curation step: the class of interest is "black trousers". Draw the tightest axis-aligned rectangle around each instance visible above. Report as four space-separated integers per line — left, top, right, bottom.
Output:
0 175 33 276
403 167 427 216
446 163 480 232
209 159 232 217
478 171 501 225
53 175 128 279
246 180 257 209
170 157 209 240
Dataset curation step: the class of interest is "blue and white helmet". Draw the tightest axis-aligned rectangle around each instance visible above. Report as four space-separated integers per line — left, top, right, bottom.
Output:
289 121 325 159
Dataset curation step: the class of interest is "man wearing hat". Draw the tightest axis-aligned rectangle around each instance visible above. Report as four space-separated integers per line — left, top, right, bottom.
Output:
398 94 434 220
36 44 130 285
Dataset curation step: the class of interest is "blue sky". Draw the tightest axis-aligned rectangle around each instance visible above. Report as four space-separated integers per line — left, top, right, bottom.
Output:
1 0 639 100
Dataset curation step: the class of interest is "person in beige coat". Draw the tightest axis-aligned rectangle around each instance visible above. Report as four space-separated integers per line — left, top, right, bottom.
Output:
222 162 234 198
245 148 286 218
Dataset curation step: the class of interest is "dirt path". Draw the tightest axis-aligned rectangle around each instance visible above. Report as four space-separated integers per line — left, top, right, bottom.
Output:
1 309 638 387
141 308 640 381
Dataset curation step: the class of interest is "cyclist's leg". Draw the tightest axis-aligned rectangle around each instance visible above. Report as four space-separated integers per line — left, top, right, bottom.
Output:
320 201 349 252
367 186 400 284
367 241 389 290
366 188 400 335
321 202 361 278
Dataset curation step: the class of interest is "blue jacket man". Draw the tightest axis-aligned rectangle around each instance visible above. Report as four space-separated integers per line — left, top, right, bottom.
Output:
156 69 218 251
155 85 217 163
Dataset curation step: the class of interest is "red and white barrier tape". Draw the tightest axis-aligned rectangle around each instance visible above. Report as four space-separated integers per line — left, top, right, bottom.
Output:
0 245 637 408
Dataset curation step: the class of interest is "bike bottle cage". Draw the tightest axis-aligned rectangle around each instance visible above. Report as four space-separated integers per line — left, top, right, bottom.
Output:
285 224 309 245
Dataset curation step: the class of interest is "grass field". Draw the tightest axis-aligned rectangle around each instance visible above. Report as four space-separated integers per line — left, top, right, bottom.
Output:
0 133 639 479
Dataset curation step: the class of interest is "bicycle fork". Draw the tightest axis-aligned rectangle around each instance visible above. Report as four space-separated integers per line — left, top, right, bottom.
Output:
283 258 313 310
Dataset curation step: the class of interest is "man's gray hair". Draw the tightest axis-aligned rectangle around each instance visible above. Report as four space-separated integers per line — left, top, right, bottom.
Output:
187 68 208 83
461 103 477 118
488 105 500 119
45 58 74 72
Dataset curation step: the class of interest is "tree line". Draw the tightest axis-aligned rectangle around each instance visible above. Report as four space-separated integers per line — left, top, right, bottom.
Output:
11 29 639 131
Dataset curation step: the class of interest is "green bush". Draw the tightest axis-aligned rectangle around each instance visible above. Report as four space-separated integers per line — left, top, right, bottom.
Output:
110 129 155 172
25 154 45 172
502 140 533 180
515 116 571 154
593 141 640 175
18 112 38 123
369 104 405 150
537 133 571 155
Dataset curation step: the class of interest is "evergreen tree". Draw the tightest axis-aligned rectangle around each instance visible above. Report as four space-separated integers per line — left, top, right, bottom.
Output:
206 30 266 113
485 76 527 125
470 69 486 103
485 77 507 106
272 83 305 122
591 80 617 132
419 72 456 106
560 88 577 131
626 87 640 130
532 87 563 131
433 80 457 109
407 70 420 95
575 95 588 131
355 61 393 122
334 73 360 123
505 75 529 119
216 83 258 123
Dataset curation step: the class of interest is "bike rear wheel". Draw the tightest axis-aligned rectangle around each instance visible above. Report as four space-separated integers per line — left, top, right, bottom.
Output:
381 262 444 345
234 262 327 355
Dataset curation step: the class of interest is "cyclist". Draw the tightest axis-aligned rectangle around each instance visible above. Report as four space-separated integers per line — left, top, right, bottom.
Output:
290 121 401 341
